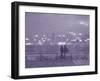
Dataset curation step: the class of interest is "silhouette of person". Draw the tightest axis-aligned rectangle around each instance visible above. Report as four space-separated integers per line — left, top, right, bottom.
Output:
63 45 69 57
60 45 69 58
60 45 64 58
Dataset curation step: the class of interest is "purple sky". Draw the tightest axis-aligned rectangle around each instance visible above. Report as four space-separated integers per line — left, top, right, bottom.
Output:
25 12 89 39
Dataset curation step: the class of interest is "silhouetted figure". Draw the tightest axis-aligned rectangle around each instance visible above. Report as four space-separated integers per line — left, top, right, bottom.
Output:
60 45 69 58
60 45 64 58
63 45 69 57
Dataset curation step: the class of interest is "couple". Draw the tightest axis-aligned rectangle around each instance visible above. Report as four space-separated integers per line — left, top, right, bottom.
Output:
60 45 69 58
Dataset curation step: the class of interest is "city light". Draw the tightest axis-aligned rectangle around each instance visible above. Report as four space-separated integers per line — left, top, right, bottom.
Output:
79 39 82 42
25 38 29 41
34 34 38 37
47 38 51 41
58 35 61 37
41 38 46 42
25 42 33 45
38 40 43 45
58 42 66 46
62 35 65 37
71 39 77 42
85 39 89 42
79 33 82 36
43 35 46 37
79 21 88 26
25 32 89 45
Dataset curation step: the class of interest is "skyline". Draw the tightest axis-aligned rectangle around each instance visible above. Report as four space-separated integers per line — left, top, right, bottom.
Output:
25 12 90 41
25 32 89 46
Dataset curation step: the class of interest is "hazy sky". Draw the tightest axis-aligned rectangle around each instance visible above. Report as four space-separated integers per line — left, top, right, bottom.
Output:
25 12 89 38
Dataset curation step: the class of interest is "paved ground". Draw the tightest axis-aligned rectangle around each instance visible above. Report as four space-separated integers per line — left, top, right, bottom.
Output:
25 55 89 68
25 44 89 68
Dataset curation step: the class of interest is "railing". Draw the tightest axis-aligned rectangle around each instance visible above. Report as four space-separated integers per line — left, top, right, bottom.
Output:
25 44 89 62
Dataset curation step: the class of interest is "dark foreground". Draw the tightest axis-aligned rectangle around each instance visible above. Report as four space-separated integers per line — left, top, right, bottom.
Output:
25 43 89 68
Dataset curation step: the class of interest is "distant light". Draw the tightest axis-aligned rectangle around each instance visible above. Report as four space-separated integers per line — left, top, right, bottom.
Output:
79 21 88 26
58 35 61 37
69 32 76 36
58 42 66 45
79 39 82 42
25 38 29 41
38 40 43 45
25 42 33 45
42 38 46 42
35 34 38 37
69 32 72 34
71 39 77 42
62 35 65 37
79 33 82 36
47 38 51 41
43 35 46 37
79 21 84 25
85 39 89 42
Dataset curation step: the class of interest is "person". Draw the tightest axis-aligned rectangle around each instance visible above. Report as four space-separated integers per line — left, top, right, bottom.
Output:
60 45 69 58
60 45 64 58
63 45 69 57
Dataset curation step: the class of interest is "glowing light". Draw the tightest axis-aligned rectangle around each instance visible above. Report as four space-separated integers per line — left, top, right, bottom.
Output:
38 40 43 45
35 34 38 37
43 35 46 37
85 39 89 42
47 38 51 41
25 42 33 45
79 21 88 26
58 35 61 37
41 38 46 42
79 21 84 25
62 35 65 37
69 32 76 36
71 39 77 42
79 33 82 36
25 38 29 41
79 39 82 42
58 42 66 45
